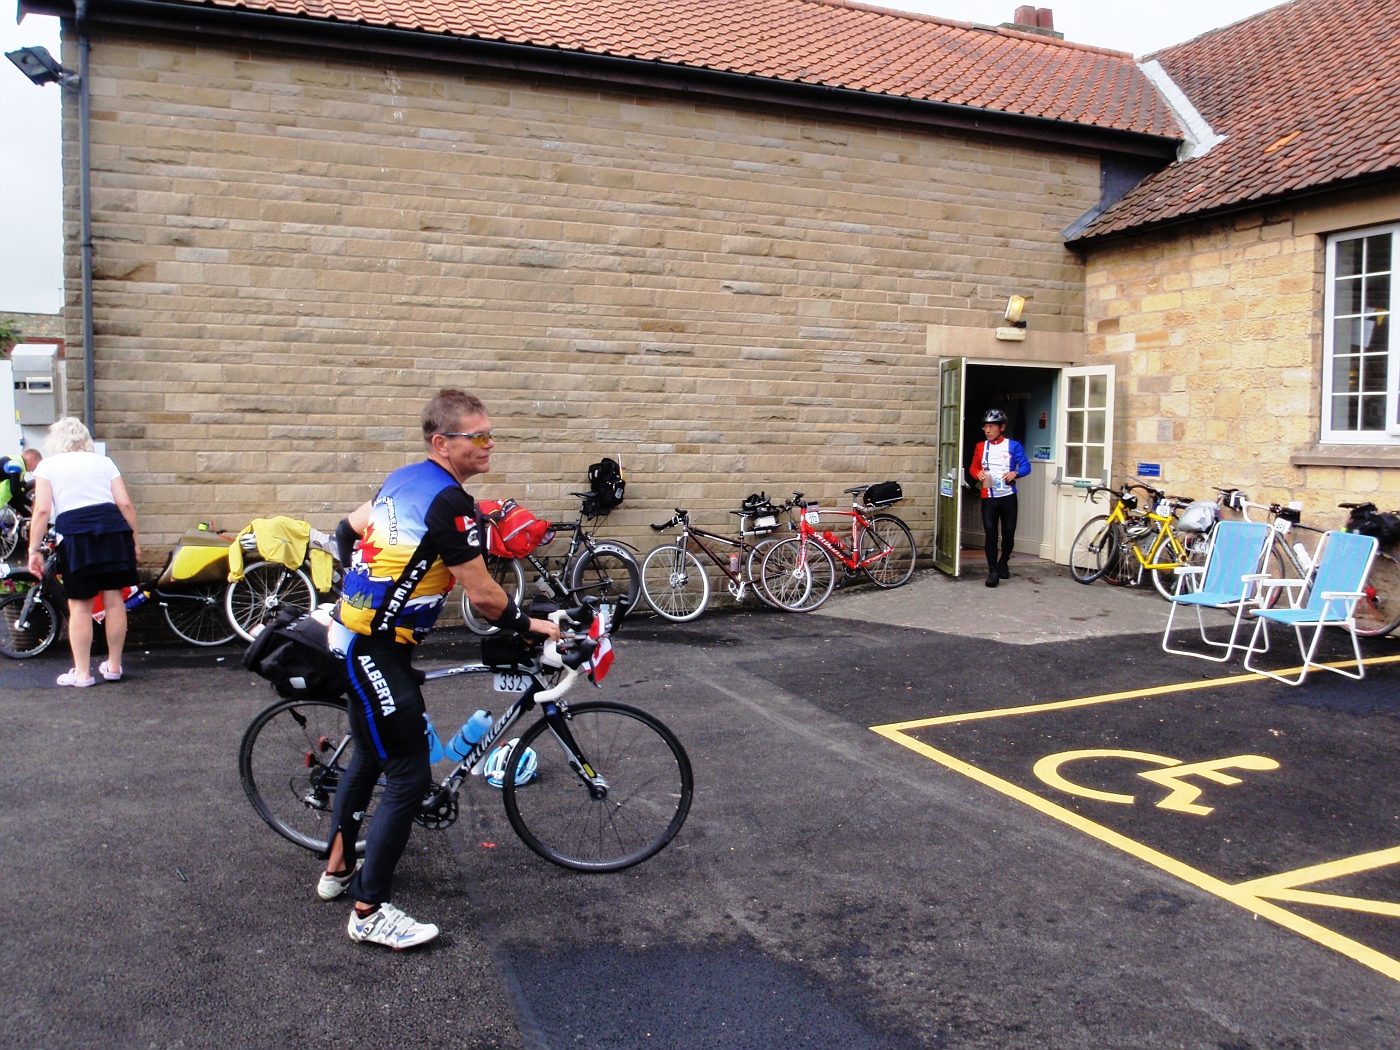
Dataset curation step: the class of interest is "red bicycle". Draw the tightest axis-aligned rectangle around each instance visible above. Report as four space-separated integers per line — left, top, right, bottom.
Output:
759 485 916 612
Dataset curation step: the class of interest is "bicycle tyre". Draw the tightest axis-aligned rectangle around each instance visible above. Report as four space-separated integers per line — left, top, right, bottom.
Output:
860 514 916 588
566 543 641 618
1355 549 1400 638
502 700 693 872
1149 530 1197 600
760 537 837 612
745 537 783 609
226 562 317 643
461 556 527 636
161 582 238 646
1069 515 1114 583
0 590 60 658
239 696 375 854
0 506 20 561
641 545 710 622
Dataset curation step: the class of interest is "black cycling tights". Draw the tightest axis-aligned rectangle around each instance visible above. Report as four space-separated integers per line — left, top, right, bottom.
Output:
981 494 1018 571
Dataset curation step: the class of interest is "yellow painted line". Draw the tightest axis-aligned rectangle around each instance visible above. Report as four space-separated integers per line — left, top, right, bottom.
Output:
871 724 1400 983
871 654 1400 984
874 654 1400 734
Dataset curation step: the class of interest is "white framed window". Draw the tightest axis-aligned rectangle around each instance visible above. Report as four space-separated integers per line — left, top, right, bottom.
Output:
1322 223 1398 443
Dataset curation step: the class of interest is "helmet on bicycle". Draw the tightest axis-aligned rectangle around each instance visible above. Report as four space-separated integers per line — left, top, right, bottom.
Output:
982 409 1008 425
1 459 21 476
1176 500 1219 534
483 739 538 788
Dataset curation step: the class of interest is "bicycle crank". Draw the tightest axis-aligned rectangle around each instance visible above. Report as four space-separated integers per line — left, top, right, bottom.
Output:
415 787 459 830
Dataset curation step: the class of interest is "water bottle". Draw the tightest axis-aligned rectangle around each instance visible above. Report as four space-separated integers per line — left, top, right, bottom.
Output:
1293 542 1312 572
728 552 740 574
444 709 493 763
426 721 445 764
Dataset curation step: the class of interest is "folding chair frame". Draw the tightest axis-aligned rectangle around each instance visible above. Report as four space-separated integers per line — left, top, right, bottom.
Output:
1162 569 1273 662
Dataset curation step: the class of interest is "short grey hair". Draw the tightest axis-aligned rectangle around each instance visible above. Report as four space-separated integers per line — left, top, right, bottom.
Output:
422 389 487 445
45 417 95 456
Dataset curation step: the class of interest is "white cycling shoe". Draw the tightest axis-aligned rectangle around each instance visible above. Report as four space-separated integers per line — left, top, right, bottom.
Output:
347 902 439 950
316 860 362 901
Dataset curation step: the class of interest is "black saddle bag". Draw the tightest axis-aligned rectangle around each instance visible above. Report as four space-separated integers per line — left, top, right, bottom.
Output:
863 481 904 507
1354 510 1400 547
242 608 347 699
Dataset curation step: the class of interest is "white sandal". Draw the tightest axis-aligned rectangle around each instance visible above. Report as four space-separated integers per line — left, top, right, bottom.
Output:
99 661 123 682
57 669 96 687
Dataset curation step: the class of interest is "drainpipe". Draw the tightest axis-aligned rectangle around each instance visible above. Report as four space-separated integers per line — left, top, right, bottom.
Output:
75 0 95 432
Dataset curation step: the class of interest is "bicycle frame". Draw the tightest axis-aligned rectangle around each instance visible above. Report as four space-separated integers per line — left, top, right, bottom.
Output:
671 524 751 596
795 503 891 572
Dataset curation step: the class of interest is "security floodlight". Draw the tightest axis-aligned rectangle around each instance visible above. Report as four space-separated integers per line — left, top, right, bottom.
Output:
6 46 76 87
1004 295 1027 326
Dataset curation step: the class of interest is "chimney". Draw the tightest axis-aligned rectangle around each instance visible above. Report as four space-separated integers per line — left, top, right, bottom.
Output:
1002 5 1064 39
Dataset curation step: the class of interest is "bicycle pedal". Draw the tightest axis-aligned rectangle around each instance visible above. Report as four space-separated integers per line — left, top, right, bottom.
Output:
728 581 746 601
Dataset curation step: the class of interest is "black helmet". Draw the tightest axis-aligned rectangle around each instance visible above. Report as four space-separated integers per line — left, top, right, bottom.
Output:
982 409 1008 425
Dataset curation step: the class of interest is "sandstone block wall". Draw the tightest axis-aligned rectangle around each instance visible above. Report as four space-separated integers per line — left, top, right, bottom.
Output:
61 31 1100 562
1084 204 1400 531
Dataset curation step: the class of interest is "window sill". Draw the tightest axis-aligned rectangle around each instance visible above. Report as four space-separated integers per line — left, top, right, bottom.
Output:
1290 444 1400 469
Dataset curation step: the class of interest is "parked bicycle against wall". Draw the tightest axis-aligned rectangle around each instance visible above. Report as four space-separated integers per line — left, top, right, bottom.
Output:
1339 501 1400 637
1212 487 1324 603
239 600 692 872
759 484 916 612
641 495 794 622
1069 481 1208 598
461 490 641 636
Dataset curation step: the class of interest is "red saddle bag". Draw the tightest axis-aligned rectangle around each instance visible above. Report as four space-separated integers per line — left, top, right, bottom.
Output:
477 499 553 559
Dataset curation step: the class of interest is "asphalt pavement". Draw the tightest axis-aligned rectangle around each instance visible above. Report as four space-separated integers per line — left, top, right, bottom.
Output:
4 567 1400 1049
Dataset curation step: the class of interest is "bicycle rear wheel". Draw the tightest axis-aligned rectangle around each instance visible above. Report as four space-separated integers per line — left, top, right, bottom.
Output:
745 537 783 609
1069 515 1113 583
1149 530 1197 600
502 700 693 872
239 696 376 854
567 543 641 618
161 582 237 646
226 562 316 642
0 506 20 560
1355 549 1400 637
461 555 527 636
0 590 60 658
859 514 916 587
760 537 837 612
641 545 710 622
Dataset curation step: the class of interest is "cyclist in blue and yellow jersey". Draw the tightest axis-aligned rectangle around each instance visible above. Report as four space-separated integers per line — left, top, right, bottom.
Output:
320 389 559 950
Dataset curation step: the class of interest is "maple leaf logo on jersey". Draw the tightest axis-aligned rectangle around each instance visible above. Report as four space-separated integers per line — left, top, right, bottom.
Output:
355 524 384 567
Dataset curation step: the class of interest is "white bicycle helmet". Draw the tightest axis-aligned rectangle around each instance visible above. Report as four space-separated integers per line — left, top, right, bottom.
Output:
483 739 539 788
1176 500 1219 533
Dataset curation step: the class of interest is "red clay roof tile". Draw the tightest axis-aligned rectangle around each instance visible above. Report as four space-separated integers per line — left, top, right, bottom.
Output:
162 0 1179 137
1076 0 1400 240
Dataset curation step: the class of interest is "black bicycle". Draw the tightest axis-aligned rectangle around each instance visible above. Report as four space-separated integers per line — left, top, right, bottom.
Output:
461 492 642 636
238 602 692 872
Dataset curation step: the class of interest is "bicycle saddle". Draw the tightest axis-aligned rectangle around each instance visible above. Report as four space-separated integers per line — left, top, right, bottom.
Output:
843 486 870 494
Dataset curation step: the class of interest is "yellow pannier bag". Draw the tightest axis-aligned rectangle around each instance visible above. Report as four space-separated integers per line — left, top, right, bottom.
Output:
157 529 232 586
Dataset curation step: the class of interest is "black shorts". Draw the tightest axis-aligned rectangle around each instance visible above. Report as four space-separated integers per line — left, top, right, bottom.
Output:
343 633 429 760
61 567 140 602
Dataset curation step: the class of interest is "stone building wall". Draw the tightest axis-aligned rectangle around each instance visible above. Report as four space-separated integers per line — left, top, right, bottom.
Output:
1084 201 1400 531
61 31 1102 559
1 312 65 341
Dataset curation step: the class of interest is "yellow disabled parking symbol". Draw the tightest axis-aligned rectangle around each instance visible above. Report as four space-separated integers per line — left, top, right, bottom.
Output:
1032 749 1279 816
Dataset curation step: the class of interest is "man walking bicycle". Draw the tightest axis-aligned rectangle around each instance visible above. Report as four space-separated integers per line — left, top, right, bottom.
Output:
321 389 558 949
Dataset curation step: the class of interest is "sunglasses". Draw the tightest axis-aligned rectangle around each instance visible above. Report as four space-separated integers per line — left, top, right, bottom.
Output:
439 430 494 448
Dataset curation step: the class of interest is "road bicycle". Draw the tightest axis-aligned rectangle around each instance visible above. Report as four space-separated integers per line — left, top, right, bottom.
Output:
640 499 794 622
759 488 916 612
461 492 641 636
238 602 692 872
1069 482 1208 599
1339 501 1400 638
1212 487 1324 605
0 531 236 656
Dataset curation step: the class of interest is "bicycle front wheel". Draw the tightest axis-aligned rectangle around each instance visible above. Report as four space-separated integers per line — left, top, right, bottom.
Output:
641 545 710 622
1355 550 1400 638
1149 531 1195 600
1069 515 1113 583
745 537 783 609
239 697 375 854
760 537 837 612
503 700 693 872
0 506 20 560
859 514 916 587
567 543 642 618
226 562 317 642
0 590 60 658
461 556 527 636
161 582 237 646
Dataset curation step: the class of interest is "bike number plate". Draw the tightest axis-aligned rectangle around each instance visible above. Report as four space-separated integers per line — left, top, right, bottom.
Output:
1155 500 1171 516
805 508 820 525
493 673 530 693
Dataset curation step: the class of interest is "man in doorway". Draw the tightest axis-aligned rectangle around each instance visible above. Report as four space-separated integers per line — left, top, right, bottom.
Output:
320 389 560 949
968 409 1032 588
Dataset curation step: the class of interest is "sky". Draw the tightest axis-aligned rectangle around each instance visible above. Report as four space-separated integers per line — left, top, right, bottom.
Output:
1 0 1290 315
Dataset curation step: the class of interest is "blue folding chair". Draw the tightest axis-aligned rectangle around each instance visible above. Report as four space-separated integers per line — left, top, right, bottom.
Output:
1244 530 1379 686
1161 520 1274 662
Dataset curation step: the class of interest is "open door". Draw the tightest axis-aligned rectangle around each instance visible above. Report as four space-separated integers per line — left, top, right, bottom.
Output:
934 357 964 576
1052 365 1115 563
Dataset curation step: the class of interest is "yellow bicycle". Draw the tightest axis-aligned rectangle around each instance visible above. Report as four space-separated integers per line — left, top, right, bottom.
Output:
1069 482 1208 599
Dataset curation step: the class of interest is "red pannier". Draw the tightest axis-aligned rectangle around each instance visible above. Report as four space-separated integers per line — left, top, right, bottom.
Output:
477 499 553 559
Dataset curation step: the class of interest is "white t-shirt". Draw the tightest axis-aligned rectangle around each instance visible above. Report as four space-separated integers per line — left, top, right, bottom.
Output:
33 451 122 518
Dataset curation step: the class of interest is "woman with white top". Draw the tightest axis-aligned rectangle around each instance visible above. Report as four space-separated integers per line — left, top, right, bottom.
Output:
27 418 142 687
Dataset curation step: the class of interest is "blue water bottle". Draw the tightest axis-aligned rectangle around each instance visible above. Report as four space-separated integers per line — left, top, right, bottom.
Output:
426 721 445 764
444 710 493 763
